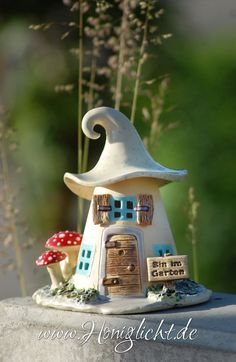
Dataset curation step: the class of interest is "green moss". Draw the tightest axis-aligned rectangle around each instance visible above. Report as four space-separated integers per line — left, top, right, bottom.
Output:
51 282 99 303
147 279 202 299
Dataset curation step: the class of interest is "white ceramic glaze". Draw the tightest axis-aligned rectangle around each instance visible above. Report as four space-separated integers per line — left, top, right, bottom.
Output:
34 107 212 314
72 177 177 294
33 285 212 315
64 107 187 200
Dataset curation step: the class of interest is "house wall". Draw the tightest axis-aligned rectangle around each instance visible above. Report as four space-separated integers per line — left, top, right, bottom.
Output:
72 177 177 293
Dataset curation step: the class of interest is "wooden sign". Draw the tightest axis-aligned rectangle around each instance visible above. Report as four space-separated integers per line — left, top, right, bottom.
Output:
147 255 189 282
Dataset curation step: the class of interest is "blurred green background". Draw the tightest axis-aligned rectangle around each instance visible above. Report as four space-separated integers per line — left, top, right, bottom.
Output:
0 0 235 297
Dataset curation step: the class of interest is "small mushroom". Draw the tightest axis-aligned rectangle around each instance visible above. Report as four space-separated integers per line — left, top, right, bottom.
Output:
45 231 83 280
36 250 66 289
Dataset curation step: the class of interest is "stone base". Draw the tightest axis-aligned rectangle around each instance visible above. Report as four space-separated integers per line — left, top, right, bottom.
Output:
0 293 236 362
32 282 212 314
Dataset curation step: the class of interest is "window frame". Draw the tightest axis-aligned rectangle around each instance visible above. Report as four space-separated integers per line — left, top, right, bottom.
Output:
153 244 174 257
109 196 137 221
76 244 95 276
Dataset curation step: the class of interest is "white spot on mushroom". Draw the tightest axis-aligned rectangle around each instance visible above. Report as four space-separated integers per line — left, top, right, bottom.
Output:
76 237 81 241
59 233 65 238
68 240 72 244
57 242 61 246
73 241 77 245
53 239 57 242
48 256 53 261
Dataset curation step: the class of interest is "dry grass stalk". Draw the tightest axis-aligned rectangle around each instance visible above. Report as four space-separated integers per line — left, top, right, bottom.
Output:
0 108 28 296
130 1 151 123
77 0 85 232
82 0 112 173
187 187 200 282
114 0 129 110
30 0 173 232
142 76 179 151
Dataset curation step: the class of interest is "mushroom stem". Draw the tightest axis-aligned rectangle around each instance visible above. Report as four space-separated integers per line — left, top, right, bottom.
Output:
47 263 65 289
61 250 80 281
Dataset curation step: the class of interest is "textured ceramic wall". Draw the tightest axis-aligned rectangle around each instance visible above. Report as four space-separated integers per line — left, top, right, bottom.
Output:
72 177 177 293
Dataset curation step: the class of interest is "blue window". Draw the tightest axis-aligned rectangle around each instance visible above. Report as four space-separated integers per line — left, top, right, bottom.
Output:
76 244 95 276
109 196 137 221
153 244 175 257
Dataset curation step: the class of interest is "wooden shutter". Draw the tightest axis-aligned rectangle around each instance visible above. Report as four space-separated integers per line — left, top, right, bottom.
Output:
136 194 154 226
93 194 111 225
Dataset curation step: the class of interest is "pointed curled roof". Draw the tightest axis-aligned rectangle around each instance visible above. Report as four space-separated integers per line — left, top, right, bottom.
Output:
64 107 187 200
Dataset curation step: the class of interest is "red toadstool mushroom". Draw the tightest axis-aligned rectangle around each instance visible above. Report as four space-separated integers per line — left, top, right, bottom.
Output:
45 231 83 280
36 250 66 289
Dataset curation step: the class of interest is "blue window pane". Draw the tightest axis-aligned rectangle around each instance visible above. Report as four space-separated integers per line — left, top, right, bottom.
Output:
76 244 95 276
109 196 137 221
153 244 175 257
126 201 133 209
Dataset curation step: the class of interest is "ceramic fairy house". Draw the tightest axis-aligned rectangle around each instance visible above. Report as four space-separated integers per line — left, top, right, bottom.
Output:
33 107 211 314
64 107 188 297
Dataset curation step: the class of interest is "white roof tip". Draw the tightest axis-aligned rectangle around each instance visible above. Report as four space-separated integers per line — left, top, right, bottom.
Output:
64 107 188 199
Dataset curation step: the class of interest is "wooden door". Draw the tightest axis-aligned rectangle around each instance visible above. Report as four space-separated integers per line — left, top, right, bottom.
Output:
103 234 141 296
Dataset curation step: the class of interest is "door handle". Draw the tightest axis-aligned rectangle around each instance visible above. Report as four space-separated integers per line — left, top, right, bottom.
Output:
127 264 135 272
103 277 120 286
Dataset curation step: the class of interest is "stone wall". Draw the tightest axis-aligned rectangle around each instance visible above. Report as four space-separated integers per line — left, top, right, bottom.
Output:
0 293 236 362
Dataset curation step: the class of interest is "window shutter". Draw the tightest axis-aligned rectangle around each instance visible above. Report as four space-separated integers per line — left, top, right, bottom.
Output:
136 194 154 225
93 194 111 225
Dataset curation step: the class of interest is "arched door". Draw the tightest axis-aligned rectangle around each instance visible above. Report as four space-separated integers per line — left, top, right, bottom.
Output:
102 234 141 296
